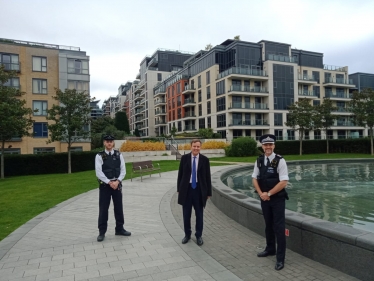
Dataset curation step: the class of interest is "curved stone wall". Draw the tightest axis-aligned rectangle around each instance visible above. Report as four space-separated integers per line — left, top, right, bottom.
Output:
211 160 374 281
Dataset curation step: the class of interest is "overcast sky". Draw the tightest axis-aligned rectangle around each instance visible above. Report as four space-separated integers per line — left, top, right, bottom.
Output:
1 0 374 105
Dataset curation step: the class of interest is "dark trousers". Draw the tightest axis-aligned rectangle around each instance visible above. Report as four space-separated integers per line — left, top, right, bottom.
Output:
98 184 124 234
182 184 204 238
261 197 286 262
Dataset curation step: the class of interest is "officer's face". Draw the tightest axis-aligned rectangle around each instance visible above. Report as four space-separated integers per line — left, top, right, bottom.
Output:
191 141 201 156
104 140 114 150
262 143 275 156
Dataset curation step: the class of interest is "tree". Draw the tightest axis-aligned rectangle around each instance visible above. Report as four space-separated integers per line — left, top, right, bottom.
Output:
114 111 130 134
285 98 315 155
314 98 337 154
91 116 114 134
46 88 93 173
170 126 177 137
134 128 140 137
349 88 374 155
0 66 34 179
205 44 213 51
234 35 241 40
198 128 214 138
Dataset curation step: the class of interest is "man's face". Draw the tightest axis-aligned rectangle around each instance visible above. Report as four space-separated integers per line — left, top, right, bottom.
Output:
262 143 275 156
191 141 201 156
104 140 114 150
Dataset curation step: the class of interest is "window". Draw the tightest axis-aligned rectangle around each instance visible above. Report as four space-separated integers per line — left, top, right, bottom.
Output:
198 90 202 102
33 101 47 116
273 81 277 88
0 148 20 155
70 147 83 152
177 83 180 93
157 73 162 81
32 79 47 94
199 104 202 116
33 122 48 138
207 117 211 128
206 71 210 84
216 80 225 95
199 118 205 129
0 53 20 71
178 121 182 132
207 101 211 114
4 77 20 89
32 56 47 72
274 113 283 126
34 147 55 154
217 97 226 112
207 86 211 99
68 59 89 74
68 81 89 92
198 76 201 88
217 114 226 127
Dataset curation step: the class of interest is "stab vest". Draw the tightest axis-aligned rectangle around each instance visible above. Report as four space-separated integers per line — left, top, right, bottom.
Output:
98 150 121 180
256 154 283 192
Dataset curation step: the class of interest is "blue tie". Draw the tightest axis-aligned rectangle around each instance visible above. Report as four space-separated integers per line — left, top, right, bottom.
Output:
192 156 197 189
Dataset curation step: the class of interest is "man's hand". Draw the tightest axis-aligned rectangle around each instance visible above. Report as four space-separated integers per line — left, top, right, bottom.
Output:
109 181 119 190
260 192 270 201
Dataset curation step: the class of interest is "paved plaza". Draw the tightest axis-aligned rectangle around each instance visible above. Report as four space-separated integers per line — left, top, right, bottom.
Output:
0 166 361 281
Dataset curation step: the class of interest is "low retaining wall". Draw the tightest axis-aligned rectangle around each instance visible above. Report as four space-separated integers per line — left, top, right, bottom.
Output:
211 161 374 281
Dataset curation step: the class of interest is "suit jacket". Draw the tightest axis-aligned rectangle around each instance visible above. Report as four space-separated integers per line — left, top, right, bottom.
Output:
177 152 212 207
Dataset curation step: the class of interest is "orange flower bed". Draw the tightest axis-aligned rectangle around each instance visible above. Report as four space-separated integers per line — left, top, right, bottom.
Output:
120 141 166 152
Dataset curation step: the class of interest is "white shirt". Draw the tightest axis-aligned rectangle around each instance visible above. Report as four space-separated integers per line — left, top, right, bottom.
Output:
189 153 199 183
252 152 289 181
95 149 126 184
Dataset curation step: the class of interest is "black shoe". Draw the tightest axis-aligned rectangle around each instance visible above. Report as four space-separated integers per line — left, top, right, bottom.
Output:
275 261 284 271
182 236 190 244
97 234 105 242
196 237 204 246
115 229 131 236
257 250 276 257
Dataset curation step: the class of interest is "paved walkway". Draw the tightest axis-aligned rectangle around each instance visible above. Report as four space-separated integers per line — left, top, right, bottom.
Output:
0 166 360 281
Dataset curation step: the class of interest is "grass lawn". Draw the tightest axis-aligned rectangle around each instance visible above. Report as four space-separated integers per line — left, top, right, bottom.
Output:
0 160 228 241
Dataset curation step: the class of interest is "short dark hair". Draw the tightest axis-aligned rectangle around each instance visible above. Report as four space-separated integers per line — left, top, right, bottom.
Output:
190 139 202 145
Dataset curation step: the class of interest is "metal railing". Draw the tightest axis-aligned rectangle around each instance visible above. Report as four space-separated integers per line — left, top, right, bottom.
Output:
218 67 267 80
267 54 296 63
323 65 345 71
228 102 268 109
183 98 196 105
298 74 317 82
325 91 352 99
155 110 166 115
0 38 80 51
154 99 166 105
324 77 354 85
228 85 268 93
229 119 268 126
184 112 196 118
183 84 196 91
298 90 318 97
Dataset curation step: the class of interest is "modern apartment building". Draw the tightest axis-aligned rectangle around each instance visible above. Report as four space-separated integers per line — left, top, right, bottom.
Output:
130 49 193 137
153 39 365 140
90 100 103 119
0 38 91 154
349 72 374 91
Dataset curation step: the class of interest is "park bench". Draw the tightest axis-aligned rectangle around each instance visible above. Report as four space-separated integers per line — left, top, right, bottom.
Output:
131 160 161 182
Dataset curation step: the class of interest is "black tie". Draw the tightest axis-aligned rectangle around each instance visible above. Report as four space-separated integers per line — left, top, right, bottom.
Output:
267 157 270 166
109 152 112 156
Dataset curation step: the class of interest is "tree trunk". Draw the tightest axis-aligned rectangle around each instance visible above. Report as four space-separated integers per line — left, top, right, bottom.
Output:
68 145 71 174
371 128 374 156
1 140 5 179
299 131 303 155
326 130 329 154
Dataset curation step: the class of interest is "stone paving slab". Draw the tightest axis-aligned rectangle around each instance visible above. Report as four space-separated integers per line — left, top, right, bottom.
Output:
0 166 361 281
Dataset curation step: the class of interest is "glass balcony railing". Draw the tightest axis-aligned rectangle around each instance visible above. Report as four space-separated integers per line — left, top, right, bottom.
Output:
298 90 318 97
154 99 166 105
155 120 166 125
228 85 268 93
183 98 196 105
183 84 196 91
323 65 345 71
267 54 296 63
324 77 354 85
218 67 267 80
229 119 268 126
134 108 144 114
333 107 350 112
155 110 166 115
228 102 268 109
184 125 196 130
184 112 196 118
334 120 356 126
298 74 317 82
325 91 352 99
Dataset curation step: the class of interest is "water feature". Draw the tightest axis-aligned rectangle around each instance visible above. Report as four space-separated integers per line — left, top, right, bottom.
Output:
222 162 374 233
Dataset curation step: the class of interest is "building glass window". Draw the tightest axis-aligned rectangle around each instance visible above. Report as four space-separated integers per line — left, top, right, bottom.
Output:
32 79 47 94
34 147 55 154
207 116 211 128
206 71 210 84
198 75 201 88
0 148 20 154
216 80 225 95
32 56 47 72
157 73 162 81
217 114 226 127
207 101 211 114
33 101 47 116
0 53 20 71
207 86 210 99
199 104 202 116
274 113 283 126
178 121 182 132
4 77 20 89
217 97 226 112
70 147 83 152
68 81 89 92
177 83 180 93
199 118 205 129
68 59 89 74
33 122 48 138
198 90 202 102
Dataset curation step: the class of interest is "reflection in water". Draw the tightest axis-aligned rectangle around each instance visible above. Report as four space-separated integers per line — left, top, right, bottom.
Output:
222 162 374 233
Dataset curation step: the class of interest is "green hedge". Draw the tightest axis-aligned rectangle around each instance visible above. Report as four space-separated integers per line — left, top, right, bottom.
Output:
274 138 371 155
1 151 97 177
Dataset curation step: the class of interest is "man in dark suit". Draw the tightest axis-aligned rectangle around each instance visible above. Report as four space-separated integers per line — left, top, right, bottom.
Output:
177 139 212 246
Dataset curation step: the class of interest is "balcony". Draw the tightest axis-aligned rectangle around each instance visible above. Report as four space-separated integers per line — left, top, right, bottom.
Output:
217 66 268 80
325 91 352 99
333 120 356 127
133 101 143 109
228 85 269 96
134 108 144 116
133 94 142 101
182 84 196 94
229 119 269 126
323 65 345 72
155 109 166 116
267 54 296 63
136 72 140 79
298 90 319 98
323 77 355 88
1 62 20 72
155 120 166 126
148 56 158 67
298 74 317 84
182 98 196 107
139 89 146 97
228 102 268 110
184 125 196 131
154 87 166 97
183 112 196 120
134 118 143 124
333 107 350 113
154 99 166 106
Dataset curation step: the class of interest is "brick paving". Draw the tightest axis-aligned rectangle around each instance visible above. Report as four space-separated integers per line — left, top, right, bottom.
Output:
0 166 361 281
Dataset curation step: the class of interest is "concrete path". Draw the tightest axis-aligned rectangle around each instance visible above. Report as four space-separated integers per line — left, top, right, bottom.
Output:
0 166 360 281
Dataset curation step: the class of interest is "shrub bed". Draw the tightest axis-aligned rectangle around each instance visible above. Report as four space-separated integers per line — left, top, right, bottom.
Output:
120 141 166 151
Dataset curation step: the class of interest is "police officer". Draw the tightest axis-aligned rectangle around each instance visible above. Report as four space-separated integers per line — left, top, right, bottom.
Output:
95 135 131 242
252 134 289 271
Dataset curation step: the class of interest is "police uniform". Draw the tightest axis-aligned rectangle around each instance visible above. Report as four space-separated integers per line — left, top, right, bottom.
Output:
252 134 289 270
95 135 130 241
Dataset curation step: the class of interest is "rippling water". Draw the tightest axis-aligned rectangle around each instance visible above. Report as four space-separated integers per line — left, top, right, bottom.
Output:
222 162 374 233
